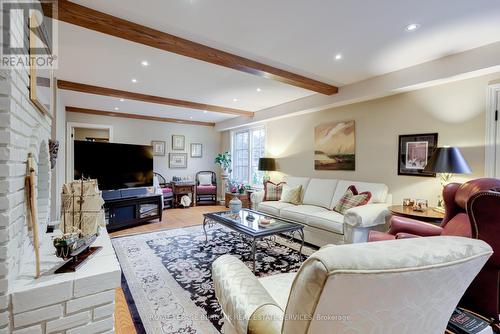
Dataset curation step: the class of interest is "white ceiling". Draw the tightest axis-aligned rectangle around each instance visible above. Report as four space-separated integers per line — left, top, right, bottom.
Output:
58 0 500 125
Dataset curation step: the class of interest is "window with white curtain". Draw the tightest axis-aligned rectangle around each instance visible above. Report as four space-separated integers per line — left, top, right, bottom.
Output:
231 127 266 186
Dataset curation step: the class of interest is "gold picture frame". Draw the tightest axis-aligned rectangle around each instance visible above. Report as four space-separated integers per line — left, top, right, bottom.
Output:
29 13 53 117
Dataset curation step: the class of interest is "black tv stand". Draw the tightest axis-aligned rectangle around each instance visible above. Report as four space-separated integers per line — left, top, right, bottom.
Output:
103 188 162 231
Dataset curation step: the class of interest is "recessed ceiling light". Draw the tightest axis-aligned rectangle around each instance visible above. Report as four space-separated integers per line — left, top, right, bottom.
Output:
233 98 238 102
256 88 262 92
114 107 119 111
119 98 125 102
405 23 420 32
334 54 342 60
189 116 193 119
203 110 208 114
141 60 149 67
131 78 138 83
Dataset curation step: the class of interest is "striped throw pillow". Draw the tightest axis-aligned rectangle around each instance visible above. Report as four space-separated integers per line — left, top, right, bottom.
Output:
264 181 285 201
333 185 372 214
280 184 302 205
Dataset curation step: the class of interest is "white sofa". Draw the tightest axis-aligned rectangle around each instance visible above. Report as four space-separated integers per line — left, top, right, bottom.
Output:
251 176 392 246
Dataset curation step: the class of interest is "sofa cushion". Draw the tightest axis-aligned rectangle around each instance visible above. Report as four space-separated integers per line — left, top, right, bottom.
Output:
332 180 388 206
258 201 294 217
283 176 310 202
259 273 296 309
306 211 345 234
280 205 327 223
264 181 285 201
302 178 338 209
198 174 212 186
280 184 302 205
333 185 372 214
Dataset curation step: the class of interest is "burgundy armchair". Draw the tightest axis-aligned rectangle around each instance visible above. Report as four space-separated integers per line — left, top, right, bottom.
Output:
196 171 217 205
369 178 500 321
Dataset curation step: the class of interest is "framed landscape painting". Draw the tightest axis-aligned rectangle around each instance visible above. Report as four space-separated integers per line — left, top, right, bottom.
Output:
398 133 438 177
314 120 355 170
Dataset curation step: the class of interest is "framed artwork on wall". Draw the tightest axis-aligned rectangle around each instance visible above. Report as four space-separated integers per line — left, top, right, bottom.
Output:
314 120 356 170
169 153 187 168
190 143 202 158
29 13 53 117
151 141 166 156
398 133 438 177
172 135 185 150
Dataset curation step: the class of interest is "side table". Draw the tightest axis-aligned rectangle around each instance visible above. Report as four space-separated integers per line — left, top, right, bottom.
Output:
225 191 252 209
389 205 444 224
171 182 196 208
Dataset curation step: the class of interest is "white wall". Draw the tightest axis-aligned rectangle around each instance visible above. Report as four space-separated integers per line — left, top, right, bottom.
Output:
223 72 500 205
66 112 222 183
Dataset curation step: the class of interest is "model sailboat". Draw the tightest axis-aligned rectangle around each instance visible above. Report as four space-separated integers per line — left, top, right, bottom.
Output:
54 179 105 260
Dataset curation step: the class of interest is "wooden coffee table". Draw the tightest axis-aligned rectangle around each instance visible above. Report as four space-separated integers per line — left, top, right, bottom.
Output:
203 209 304 273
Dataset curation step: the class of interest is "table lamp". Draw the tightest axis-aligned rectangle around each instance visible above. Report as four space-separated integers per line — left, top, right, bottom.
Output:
258 158 276 184
423 146 472 211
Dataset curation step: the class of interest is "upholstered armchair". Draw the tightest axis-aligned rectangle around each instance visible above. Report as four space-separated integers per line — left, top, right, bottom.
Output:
153 172 173 208
461 189 500 322
196 171 217 205
369 178 500 241
212 237 491 334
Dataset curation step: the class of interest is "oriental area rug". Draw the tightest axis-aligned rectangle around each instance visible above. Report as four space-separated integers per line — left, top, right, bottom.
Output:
112 225 315 334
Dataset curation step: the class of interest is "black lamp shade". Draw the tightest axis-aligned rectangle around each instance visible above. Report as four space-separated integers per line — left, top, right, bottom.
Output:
423 147 472 174
258 158 276 171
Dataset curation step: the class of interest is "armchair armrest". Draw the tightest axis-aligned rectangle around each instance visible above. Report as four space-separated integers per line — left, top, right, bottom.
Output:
250 190 265 207
212 255 283 334
344 203 391 228
389 216 443 236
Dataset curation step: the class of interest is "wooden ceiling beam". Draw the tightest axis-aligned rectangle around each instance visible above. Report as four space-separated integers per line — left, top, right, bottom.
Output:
43 1 338 95
66 106 215 127
58 80 253 117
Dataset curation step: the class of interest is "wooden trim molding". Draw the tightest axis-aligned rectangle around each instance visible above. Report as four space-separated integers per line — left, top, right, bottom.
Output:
58 80 252 117
66 106 215 127
43 1 338 95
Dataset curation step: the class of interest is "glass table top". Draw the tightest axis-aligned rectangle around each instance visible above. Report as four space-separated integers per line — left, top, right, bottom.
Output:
205 209 302 236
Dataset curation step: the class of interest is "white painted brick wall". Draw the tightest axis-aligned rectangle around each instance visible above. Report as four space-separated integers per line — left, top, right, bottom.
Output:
1 3 122 333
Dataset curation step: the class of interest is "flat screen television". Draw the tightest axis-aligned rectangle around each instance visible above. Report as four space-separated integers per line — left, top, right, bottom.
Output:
74 140 153 190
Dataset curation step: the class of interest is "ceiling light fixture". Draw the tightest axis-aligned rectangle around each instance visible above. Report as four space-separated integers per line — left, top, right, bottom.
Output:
114 107 119 111
405 23 420 32
334 54 342 60
233 98 238 102
190 116 193 119
119 98 125 102
256 88 262 92
141 60 149 67
131 78 138 83
203 110 208 114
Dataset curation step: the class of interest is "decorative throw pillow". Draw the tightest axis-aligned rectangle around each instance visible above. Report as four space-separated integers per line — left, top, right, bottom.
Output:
264 181 285 201
280 184 302 205
333 185 372 214
198 174 212 186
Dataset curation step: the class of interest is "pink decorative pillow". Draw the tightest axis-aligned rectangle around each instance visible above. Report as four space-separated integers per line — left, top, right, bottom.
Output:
333 185 372 214
264 181 285 201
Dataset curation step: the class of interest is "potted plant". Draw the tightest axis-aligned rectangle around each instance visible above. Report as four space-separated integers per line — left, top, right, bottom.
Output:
215 152 232 179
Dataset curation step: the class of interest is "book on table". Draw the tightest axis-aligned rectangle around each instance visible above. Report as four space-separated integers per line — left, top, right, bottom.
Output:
447 308 492 334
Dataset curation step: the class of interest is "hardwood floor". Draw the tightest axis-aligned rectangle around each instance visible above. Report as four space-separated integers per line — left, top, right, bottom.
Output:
112 205 226 334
